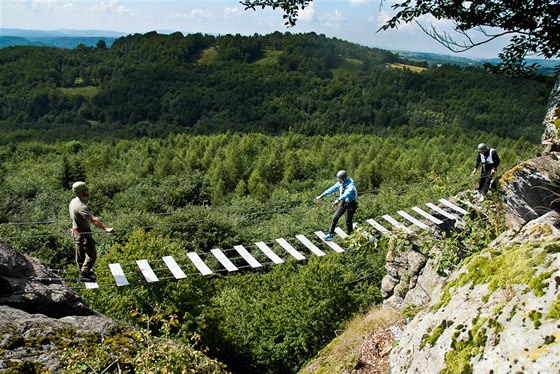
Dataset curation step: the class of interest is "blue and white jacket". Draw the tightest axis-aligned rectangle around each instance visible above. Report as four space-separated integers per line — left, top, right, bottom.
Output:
319 177 357 202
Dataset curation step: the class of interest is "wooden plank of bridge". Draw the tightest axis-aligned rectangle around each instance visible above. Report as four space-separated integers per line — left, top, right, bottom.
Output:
366 218 390 234
210 249 238 272
382 214 413 234
411 206 444 225
426 202 458 220
255 242 285 264
234 245 262 268
315 231 345 253
296 234 326 257
162 255 187 279
438 198 468 215
136 259 159 282
397 210 429 230
187 252 213 275
275 238 306 260
84 281 99 289
334 227 348 238
109 263 129 286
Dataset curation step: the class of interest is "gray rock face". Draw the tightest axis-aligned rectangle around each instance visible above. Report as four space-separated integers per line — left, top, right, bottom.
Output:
542 76 560 143
390 210 560 374
0 241 92 318
0 305 123 372
499 156 560 229
379 155 560 373
382 242 431 310
0 242 127 371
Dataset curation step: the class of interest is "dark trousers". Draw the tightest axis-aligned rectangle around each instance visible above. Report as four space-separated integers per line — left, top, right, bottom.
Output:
329 200 357 235
478 174 492 194
478 164 497 194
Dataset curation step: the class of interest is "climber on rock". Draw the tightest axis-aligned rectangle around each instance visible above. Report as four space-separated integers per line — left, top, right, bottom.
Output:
470 143 500 202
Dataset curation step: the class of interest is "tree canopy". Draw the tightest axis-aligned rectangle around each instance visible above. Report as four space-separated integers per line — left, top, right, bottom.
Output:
0 32 551 143
241 0 560 74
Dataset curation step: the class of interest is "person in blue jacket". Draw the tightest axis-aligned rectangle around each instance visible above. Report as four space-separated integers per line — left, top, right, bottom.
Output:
316 170 358 240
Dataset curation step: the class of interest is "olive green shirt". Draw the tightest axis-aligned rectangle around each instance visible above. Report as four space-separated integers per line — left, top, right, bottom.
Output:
69 196 93 234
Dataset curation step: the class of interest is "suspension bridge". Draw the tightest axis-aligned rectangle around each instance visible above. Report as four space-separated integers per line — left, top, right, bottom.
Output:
72 197 470 290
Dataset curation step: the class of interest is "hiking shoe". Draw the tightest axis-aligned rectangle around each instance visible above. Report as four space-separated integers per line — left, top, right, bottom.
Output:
322 233 334 241
478 194 485 202
79 271 96 282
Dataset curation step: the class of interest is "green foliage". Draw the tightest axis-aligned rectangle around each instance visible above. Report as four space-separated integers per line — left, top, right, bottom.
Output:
418 205 505 276
58 317 227 374
547 294 560 319
420 320 453 349
0 32 552 143
202 246 387 374
432 241 551 311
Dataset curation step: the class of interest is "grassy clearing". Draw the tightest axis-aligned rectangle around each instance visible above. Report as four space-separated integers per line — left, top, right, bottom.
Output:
197 46 218 64
59 86 100 98
386 63 427 72
254 49 283 66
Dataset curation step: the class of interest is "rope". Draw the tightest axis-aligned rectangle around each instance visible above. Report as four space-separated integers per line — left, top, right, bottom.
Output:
0 189 381 229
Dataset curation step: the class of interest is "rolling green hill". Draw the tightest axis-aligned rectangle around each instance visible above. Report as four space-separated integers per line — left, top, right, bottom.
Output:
0 31 553 143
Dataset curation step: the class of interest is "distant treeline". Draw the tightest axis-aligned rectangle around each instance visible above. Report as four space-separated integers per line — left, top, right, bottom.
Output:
0 31 553 143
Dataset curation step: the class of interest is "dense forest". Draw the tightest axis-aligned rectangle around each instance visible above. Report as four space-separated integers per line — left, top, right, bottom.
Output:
0 31 552 142
0 31 555 373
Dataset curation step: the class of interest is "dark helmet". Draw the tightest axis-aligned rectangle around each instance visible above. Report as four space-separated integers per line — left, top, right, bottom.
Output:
477 143 487 151
336 170 348 180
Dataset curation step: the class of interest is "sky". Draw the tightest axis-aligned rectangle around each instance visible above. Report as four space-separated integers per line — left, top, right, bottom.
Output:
1 0 515 59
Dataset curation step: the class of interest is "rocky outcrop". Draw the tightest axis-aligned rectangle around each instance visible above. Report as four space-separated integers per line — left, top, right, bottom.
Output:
542 76 560 144
390 210 560 373
0 305 126 372
0 242 91 318
381 240 431 310
0 242 229 372
382 156 560 312
381 155 560 373
499 155 560 229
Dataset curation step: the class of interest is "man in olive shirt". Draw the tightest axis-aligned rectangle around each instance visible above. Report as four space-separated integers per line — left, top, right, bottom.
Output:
69 181 114 282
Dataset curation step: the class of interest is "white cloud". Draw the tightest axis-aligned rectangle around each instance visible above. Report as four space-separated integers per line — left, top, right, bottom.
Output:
4 0 29 12
223 6 241 19
348 0 371 4
190 8 214 20
90 0 131 16
31 0 59 10
318 10 345 29
298 2 315 22
376 10 414 32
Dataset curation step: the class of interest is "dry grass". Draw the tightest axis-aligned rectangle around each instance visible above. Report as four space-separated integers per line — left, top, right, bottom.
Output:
299 306 404 374
386 63 427 72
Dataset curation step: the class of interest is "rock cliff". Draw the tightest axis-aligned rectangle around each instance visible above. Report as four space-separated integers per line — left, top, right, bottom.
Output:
383 154 560 373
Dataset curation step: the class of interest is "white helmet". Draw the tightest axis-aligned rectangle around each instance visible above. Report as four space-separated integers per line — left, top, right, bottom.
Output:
72 181 88 194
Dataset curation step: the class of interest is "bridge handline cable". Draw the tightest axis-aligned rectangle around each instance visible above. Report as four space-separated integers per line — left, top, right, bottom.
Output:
0 189 381 228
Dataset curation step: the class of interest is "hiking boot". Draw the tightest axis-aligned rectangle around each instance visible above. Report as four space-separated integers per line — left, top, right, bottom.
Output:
79 271 96 282
322 233 334 241
478 194 485 202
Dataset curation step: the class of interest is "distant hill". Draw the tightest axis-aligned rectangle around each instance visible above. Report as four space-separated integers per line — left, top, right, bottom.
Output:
0 28 123 49
396 50 560 76
2 28 558 75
